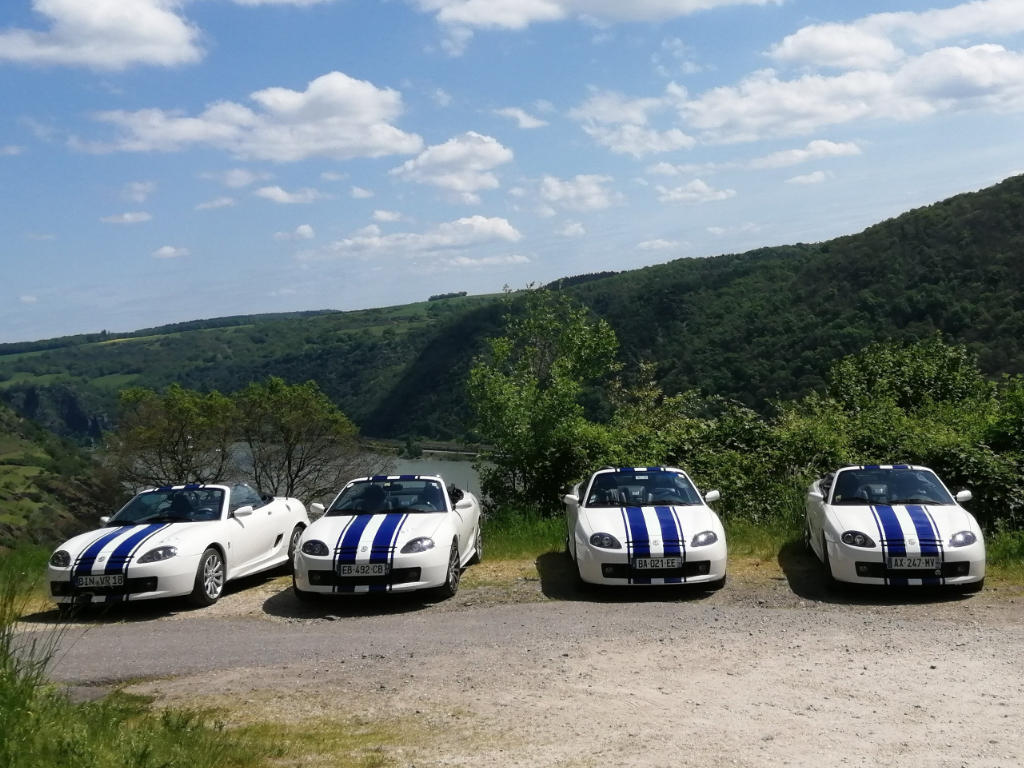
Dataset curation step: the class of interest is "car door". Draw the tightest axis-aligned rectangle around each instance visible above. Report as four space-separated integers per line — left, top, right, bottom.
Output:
228 484 279 571
806 479 829 557
565 481 584 560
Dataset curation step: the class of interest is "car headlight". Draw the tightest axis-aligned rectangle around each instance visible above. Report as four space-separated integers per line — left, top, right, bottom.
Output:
589 533 622 549
949 531 977 548
841 531 877 548
690 531 718 547
137 546 178 564
401 537 435 554
301 540 330 556
49 550 71 568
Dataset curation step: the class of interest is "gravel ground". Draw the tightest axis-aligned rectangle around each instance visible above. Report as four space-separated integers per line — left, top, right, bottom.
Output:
26 555 1024 768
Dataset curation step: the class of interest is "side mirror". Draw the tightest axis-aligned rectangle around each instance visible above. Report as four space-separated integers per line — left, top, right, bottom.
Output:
808 490 824 502
455 498 474 511
310 502 326 518
956 489 973 503
233 505 254 518
100 516 110 525
562 494 579 506
704 490 721 503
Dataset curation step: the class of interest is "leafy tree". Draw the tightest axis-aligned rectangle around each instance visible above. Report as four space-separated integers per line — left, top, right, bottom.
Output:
105 385 236 488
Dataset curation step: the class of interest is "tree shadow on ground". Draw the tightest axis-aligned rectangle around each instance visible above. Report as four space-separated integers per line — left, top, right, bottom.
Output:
778 540 974 606
536 551 716 603
261 582 443 620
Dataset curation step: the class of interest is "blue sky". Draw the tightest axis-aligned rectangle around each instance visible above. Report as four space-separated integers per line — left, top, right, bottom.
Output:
2 0 1023 342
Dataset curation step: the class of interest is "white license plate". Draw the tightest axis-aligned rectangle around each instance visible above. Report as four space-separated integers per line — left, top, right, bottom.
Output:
75 574 123 588
887 557 941 570
338 563 390 576
631 557 681 570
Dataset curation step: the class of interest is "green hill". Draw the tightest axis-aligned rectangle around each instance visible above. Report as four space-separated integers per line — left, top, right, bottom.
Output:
3 174 1024 442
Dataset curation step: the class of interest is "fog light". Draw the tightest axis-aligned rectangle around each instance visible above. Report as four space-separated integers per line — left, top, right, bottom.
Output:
698 563 709 574
603 565 615 576
956 563 969 575
858 564 869 574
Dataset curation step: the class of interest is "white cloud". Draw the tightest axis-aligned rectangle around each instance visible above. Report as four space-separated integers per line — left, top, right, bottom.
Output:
540 174 618 211
100 211 152 224
273 224 315 240
305 215 523 260
581 124 695 157
77 71 424 162
433 88 453 107
706 226 725 236
373 210 403 222
494 107 548 128
1 145 25 155
25 232 57 240
637 238 682 250
655 179 736 203
390 131 513 203
441 254 530 268
19 294 38 304
350 186 375 198
320 171 346 181
570 83 693 156
770 25 904 70
122 180 156 202
786 170 829 184
152 245 189 258
201 168 271 188
0 0 203 70
749 139 861 168
557 220 586 237
195 196 236 210
255 186 324 204
707 222 761 235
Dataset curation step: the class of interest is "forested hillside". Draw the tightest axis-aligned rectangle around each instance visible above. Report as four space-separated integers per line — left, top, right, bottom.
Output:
3 174 1023 442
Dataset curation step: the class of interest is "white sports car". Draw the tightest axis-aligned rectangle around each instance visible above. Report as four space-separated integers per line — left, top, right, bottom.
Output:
805 464 985 589
292 474 482 599
563 467 727 588
47 484 310 607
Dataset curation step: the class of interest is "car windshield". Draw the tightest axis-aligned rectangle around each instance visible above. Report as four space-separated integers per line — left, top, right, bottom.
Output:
584 470 703 508
109 488 225 525
831 468 954 506
327 479 447 515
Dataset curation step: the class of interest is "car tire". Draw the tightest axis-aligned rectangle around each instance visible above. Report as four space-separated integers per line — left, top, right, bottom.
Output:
286 525 304 574
960 577 985 594
804 518 814 555
432 541 462 600
188 548 225 606
821 533 841 590
707 573 727 591
292 574 319 603
467 524 483 565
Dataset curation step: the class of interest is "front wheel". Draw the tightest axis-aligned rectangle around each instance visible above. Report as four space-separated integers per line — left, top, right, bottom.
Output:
707 573 727 591
293 574 319 603
286 525 304 573
432 541 462 600
960 577 985 594
821 533 841 590
188 548 225 606
467 524 482 565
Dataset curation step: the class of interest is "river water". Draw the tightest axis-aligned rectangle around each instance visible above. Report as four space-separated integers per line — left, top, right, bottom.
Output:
390 457 482 496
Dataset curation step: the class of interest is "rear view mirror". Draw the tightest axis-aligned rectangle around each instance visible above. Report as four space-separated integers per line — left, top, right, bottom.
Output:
562 494 579 506
233 505 254 518
310 502 326 518
956 489 973 503
808 490 824 502
100 516 110 525
704 490 721 503
456 498 474 511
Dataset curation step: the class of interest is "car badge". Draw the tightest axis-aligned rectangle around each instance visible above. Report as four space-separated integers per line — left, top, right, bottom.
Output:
653 539 662 546
98 556 106 563
908 538 917 546
360 545 368 552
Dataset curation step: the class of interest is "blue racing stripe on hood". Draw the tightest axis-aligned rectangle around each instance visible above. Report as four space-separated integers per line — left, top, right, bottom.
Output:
873 505 908 586
653 507 682 557
623 507 651 585
905 505 942 586
72 528 128 579
367 513 407 593
102 524 169 576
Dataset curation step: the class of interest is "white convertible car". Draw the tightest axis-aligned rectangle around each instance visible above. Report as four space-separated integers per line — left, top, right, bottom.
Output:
805 464 985 589
563 467 727 588
47 484 309 607
292 474 482 600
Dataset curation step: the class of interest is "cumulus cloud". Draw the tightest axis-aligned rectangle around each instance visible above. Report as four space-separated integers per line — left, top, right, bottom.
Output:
433 88 453 107
541 174 618 211
195 196 236 210
201 168 271 188
570 83 693 156
557 220 586 237
122 180 156 202
494 107 548 128
19 294 38 304
582 124 695 157
441 254 530 268
255 186 324 204
638 238 683 250
0 0 203 70
350 186 374 198
303 215 522 260
786 170 829 184
152 245 189 258
373 210 403 222
749 139 861 168
390 131 513 203
273 224 315 240
1 145 25 155
770 25 904 70
101 211 152 223
655 179 735 203
76 71 424 162
320 171 346 181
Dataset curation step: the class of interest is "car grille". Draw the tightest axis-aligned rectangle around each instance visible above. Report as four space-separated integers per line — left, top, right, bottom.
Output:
308 568 421 587
51 577 159 598
854 562 970 579
600 561 712 580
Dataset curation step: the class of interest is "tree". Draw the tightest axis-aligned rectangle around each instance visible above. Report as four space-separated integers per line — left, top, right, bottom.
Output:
105 385 236 488
233 377 391 503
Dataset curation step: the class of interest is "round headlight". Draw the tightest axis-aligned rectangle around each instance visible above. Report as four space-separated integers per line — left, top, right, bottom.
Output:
49 550 71 568
301 540 330 557
589 533 622 549
949 531 977 548
690 531 718 548
400 537 435 554
841 531 877 548
138 546 178 564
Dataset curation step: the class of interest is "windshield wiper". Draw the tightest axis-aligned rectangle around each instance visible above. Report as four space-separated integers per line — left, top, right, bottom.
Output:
889 498 944 505
136 515 191 524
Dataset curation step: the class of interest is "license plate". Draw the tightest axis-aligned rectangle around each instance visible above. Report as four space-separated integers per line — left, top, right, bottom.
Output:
338 563 390 576
887 557 941 570
631 557 681 570
75 574 123 588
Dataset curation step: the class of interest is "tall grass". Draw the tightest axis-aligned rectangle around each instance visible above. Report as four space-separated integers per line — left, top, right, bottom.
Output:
482 509 566 560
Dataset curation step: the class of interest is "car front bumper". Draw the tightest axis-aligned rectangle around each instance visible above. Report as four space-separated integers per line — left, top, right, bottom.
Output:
47 555 201 604
826 539 986 586
293 552 450 594
575 538 727 586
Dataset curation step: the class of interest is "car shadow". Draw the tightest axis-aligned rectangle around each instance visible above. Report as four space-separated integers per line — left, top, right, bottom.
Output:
261 583 441 620
536 551 716 603
777 540 973 606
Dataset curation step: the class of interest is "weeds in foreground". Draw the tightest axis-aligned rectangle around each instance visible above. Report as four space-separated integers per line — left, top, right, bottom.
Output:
482 509 566 560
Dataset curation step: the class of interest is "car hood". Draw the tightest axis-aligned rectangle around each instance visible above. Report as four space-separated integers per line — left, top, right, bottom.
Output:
58 521 220 567
306 511 449 551
580 505 720 546
829 504 974 541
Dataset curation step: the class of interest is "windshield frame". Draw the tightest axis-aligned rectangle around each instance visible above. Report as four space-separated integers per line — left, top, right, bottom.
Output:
581 468 705 509
108 485 228 526
828 466 956 506
325 476 451 516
